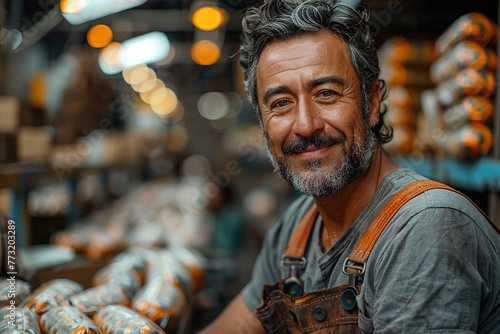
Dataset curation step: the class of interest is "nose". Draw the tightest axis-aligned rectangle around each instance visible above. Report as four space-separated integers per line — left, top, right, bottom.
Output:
292 99 324 138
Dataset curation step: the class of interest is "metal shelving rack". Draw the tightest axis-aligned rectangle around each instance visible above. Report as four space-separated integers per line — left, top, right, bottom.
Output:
0 162 84 247
0 162 141 246
394 2 500 228
394 157 500 194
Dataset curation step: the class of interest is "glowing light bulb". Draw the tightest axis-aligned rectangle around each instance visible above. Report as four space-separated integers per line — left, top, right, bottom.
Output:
191 40 221 66
192 6 226 31
87 24 113 48
60 0 87 14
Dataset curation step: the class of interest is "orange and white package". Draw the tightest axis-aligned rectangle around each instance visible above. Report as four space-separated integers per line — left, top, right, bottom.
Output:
40 306 102 334
84 222 127 259
146 251 194 297
443 96 494 129
170 246 207 291
108 247 150 282
437 122 493 159
0 306 41 334
93 304 166 334
132 279 188 332
436 12 498 55
92 263 143 296
431 41 497 83
20 279 83 314
70 285 132 316
0 278 31 307
436 68 495 106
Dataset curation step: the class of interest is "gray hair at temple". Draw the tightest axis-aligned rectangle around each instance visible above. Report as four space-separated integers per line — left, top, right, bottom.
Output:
239 0 393 144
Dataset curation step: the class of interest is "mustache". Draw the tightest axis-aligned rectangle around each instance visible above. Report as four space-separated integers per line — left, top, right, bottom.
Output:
283 132 344 155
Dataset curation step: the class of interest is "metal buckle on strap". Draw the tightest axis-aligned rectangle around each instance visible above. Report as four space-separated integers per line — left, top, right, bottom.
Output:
342 257 366 276
341 257 365 311
281 255 307 298
280 255 307 273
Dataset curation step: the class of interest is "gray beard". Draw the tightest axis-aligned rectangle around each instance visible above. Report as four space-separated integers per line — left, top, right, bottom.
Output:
264 127 375 197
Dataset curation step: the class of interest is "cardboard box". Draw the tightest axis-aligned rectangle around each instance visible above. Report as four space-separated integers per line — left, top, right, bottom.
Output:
0 189 11 213
0 97 47 134
17 126 52 162
117 131 143 164
0 96 20 134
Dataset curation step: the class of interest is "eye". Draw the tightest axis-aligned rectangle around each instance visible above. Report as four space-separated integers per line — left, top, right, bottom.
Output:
317 89 338 98
271 99 291 109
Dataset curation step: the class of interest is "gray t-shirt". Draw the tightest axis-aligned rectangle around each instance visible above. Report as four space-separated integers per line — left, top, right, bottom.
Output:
242 168 500 333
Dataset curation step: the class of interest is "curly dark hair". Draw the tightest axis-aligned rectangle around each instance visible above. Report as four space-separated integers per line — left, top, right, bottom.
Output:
239 0 393 144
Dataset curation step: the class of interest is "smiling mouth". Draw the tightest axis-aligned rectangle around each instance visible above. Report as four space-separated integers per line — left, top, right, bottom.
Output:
284 134 343 156
292 143 336 155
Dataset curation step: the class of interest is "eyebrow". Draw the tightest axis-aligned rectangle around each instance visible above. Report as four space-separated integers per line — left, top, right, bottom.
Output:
260 75 346 106
261 86 291 106
309 75 346 89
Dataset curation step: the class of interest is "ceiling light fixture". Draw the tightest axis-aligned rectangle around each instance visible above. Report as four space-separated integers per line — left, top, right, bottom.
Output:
61 0 148 25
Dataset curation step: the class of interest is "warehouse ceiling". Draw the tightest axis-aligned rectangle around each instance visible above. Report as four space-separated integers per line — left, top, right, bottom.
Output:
4 0 259 53
1 0 498 104
6 0 499 45
3 0 498 57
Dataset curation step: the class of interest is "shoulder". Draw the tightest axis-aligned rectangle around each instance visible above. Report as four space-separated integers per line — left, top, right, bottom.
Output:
359 169 500 331
371 181 500 271
360 181 500 331
377 168 496 241
392 185 498 243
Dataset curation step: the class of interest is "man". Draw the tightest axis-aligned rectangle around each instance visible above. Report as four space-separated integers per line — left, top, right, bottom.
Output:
201 0 500 332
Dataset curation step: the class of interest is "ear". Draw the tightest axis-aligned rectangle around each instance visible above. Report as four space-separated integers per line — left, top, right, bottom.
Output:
368 80 382 128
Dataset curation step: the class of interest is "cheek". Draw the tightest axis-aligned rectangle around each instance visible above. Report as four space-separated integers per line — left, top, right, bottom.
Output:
263 118 291 148
322 110 354 136
350 119 371 149
336 101 365 130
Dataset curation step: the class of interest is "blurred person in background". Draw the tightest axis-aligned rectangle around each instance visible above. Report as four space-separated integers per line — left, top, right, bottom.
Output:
200 0 500 332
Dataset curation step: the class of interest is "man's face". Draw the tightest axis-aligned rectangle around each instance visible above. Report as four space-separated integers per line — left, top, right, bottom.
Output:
256 30 377 196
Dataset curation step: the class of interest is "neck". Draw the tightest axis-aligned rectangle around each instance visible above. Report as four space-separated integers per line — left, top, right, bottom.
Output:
315 145 399 251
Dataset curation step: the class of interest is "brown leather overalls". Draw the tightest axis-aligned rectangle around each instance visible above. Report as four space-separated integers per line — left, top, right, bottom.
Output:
254 180 496 333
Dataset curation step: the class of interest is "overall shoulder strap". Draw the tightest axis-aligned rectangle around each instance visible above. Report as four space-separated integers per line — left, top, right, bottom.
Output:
284 180 498 273
282 203 318 259
344 179 498 274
